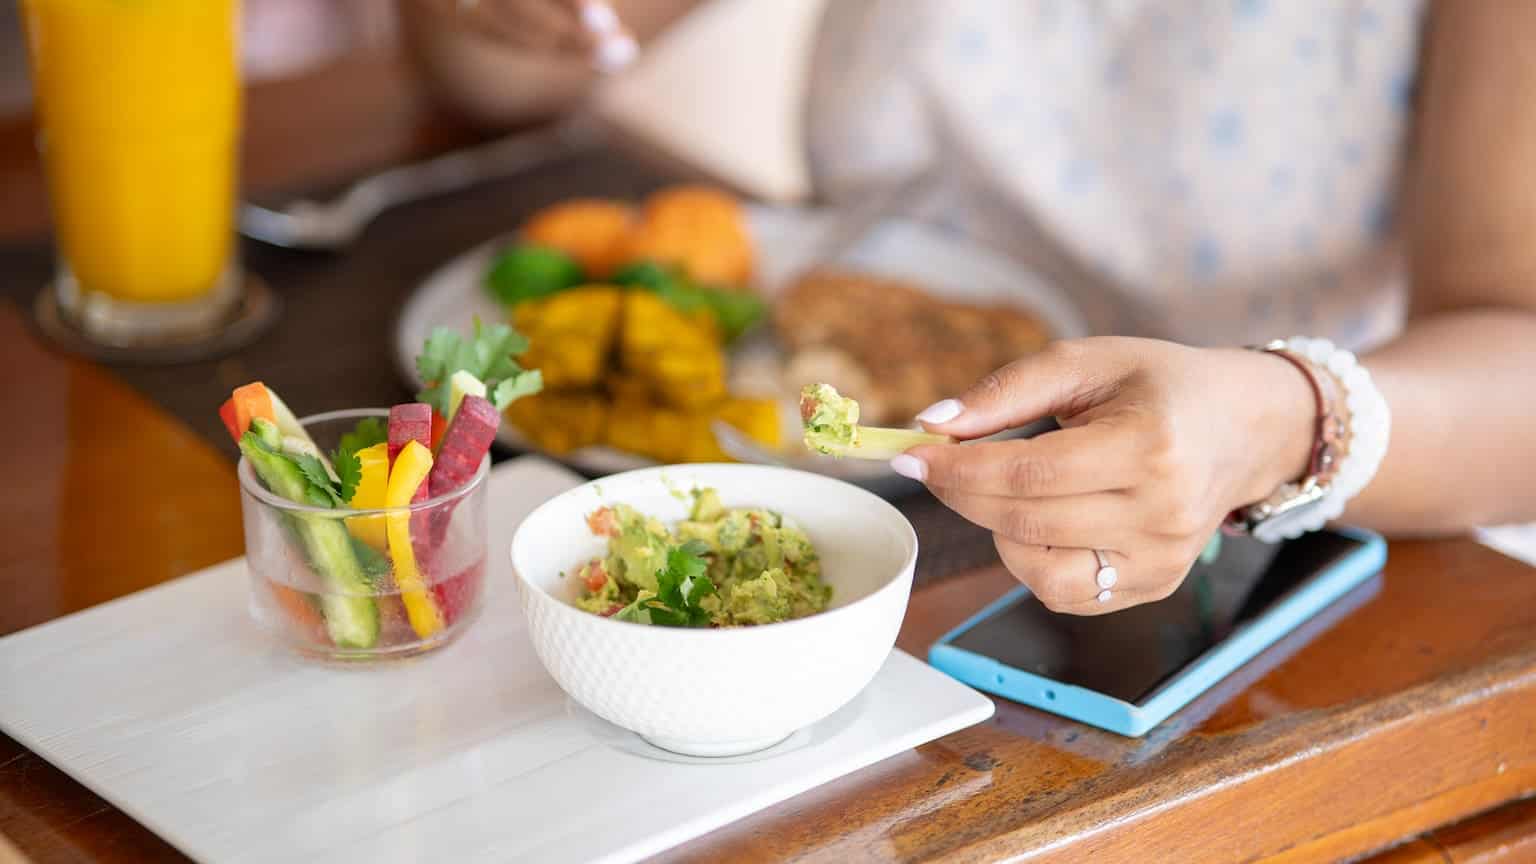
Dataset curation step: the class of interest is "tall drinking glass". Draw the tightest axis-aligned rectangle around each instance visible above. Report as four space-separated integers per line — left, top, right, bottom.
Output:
22 0 273 360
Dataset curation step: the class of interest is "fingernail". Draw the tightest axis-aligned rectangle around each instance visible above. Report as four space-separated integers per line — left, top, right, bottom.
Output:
890 454 927 481
916 399 963 425
581 1 621 34
594 33 637 72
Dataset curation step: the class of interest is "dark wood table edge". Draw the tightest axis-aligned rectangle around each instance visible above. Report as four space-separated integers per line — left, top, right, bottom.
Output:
931 644 1536 862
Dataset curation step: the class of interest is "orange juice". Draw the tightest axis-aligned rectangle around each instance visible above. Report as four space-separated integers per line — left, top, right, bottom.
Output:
23 0 240 304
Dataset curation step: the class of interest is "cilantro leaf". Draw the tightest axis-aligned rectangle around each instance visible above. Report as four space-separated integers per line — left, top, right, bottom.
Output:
327 416 383 504
333 447 362 504
290 454 344 507
613 593 654 624
645 605 691 628
350 536 392 590
415 318 542 417
416 328 460 388
491 370 544 411
337 416 386 459
668 540 710 604
617 541 716 628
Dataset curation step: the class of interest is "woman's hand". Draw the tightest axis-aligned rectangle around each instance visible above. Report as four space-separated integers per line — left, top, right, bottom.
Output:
410 0 588 51
405 0 637 68
398 0 654 128
895 338 1317 614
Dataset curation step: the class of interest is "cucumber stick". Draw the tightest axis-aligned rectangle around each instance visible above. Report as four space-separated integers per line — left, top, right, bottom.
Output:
241 422 379 649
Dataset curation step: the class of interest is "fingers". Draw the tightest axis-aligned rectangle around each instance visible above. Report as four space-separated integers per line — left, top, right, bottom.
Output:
499 0 592 50
572 0 640 70
916 339 1138 440
931 487 1132 551
905 420 1143 498
438 0 592 53
993 536 1177 616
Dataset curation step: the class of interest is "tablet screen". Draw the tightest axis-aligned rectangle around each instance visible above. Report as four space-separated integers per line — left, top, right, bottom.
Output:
945 531 1370 704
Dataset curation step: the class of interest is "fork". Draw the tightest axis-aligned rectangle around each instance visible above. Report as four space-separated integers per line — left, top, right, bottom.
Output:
241 116 603 251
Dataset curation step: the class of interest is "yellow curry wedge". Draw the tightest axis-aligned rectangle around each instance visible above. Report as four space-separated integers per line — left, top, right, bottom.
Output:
514 286 622 390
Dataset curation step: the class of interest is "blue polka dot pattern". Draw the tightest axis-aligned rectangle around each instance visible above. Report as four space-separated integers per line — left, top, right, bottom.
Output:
1059 158 1095 194
805 0 1428 350
1234 0 1267 20
1192 237 1224 280
1269 166 1295 194
1366 195 1394 238
1391 70 1416 112
1209 110 1245 150
952 29 988 61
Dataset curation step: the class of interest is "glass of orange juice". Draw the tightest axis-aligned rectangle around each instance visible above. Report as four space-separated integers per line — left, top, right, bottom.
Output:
23 0 272 358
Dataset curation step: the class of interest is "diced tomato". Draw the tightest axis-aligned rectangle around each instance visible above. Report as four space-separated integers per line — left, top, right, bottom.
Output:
217 398 242 442
599 603 624 618
799 392 819 423
583 562 609 593
586 507 618 538
231 382 276 437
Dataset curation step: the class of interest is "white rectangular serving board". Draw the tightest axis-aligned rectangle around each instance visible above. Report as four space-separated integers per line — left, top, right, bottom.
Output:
0 457 994 864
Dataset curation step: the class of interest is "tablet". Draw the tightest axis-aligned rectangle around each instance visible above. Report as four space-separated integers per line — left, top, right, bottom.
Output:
928 527 1387 737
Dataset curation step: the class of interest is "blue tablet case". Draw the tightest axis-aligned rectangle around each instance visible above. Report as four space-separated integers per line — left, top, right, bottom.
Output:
928 528 1387 737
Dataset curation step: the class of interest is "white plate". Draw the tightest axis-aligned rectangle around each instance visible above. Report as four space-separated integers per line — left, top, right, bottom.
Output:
0 457 995 864
394 205 1088 483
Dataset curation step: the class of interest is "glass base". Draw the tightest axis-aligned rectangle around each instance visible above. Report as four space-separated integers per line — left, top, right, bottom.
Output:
273 602 485 665
34 269 278 365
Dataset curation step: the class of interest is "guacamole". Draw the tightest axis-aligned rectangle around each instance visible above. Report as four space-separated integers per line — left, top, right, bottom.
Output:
800 383 859 455
799 382 953 459
572 488 832 627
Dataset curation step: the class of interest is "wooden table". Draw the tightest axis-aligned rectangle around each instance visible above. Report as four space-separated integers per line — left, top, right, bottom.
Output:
2 49 1534 864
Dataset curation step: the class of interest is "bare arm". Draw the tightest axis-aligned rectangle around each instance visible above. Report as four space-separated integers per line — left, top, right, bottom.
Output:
1344 0 1536 533
395 0 704 129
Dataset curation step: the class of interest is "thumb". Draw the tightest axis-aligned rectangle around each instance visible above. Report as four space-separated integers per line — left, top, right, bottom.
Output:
914 338 1137 439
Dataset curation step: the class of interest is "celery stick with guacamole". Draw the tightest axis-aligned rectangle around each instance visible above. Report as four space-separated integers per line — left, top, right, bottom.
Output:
800 383 952 459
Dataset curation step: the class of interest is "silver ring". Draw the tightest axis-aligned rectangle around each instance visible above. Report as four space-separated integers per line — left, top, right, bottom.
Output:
1093 549 1117 603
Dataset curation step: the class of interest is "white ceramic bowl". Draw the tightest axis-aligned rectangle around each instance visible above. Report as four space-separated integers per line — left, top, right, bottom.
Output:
511 464 917 757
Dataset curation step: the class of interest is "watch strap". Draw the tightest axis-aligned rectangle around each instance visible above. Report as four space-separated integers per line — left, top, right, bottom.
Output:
1223 340 1349 536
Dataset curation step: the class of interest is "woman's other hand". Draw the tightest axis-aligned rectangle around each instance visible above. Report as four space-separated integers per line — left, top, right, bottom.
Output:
398 0 653 127
414 0 585 52
896 338 1317 614
409 0 637 68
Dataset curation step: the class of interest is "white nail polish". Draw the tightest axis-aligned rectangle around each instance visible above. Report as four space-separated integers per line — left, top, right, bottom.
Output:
1096 589 1112 603
916 399 963 425
890 454 927 481
581 1 620 34
594 34 637 72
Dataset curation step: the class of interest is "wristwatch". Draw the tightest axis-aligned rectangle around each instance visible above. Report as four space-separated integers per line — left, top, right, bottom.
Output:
1223 341 1350 541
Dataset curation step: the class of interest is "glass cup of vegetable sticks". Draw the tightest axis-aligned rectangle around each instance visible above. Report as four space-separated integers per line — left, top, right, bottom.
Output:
21 0 275 361
239 410 489 661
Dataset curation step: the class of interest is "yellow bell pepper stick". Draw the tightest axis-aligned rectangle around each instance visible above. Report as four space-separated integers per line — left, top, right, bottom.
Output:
384 440 444 638
345 442 391 550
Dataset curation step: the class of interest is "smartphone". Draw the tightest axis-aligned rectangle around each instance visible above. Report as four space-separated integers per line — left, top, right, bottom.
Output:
928 527 1387 737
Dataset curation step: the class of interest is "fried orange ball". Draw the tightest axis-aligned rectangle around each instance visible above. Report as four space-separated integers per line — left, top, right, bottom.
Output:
521 199 636 278
620 185 754 286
